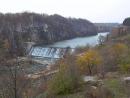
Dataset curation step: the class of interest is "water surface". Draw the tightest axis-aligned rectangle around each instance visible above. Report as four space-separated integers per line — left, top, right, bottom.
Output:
31 32 109 58
47 32 109 48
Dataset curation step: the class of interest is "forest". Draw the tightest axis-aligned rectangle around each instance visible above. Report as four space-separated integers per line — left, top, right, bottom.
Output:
0 15 130 98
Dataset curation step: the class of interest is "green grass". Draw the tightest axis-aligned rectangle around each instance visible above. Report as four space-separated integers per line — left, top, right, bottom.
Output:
104 78 127 98
36 91 85 98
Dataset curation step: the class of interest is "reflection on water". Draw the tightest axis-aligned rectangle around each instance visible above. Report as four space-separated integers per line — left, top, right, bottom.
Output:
47 32 109 48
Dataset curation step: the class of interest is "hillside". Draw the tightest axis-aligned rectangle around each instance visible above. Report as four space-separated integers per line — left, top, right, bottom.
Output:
0 14 130 98
0 12 97 45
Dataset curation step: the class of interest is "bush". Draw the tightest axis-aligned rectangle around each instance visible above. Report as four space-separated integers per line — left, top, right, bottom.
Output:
119 64 130 73
77 49 102 75
104 79 127 98
47 58 82 96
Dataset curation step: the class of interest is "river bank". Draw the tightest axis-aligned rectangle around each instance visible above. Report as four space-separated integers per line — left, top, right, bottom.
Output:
29 32 109 59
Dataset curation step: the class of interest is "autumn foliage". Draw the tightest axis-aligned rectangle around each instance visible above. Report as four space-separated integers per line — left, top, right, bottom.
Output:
77 49 102 75
47 55 82 96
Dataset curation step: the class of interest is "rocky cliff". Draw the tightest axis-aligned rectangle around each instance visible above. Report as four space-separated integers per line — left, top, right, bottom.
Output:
0 12 97 45
95 23 119 32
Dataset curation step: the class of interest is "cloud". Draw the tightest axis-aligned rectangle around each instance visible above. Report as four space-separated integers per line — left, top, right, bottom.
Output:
0 0 129 22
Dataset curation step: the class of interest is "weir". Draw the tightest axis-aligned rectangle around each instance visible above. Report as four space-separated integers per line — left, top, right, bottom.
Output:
29 46 75 59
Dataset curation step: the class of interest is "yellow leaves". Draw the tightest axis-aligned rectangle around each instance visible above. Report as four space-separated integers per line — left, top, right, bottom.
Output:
77 49 102 74
110 43 128 56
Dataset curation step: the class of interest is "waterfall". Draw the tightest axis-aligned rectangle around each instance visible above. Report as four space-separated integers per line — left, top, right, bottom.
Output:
29 47 74 59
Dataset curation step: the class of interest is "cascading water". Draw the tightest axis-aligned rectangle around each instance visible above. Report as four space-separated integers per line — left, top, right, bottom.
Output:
29 47 74 59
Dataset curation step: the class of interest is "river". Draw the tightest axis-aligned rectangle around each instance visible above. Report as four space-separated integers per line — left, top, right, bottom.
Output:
47 32 109 48
30 32 109 58
29 32 109 73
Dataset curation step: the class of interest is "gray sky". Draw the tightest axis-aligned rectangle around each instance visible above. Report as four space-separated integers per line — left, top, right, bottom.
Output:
0 0 130 23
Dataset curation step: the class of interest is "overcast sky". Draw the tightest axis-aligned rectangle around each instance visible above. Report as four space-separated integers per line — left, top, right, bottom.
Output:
0 0 129 23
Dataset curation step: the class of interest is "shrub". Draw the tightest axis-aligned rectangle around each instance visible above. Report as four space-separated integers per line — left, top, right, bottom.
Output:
77 49 102 75
47 59 82 96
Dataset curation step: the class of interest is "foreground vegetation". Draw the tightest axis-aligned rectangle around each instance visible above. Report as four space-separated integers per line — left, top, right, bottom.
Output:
0 17 130 98
44 30 130 98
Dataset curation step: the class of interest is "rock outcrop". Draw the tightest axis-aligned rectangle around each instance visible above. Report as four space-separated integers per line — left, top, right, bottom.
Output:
95 23 119 32
111 18 130 37
0 12 97 44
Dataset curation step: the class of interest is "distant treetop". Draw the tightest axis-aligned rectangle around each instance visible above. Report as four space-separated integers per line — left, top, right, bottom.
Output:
123 17 130 26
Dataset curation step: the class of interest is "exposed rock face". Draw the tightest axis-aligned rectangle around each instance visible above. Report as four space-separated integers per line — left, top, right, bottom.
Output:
0 12 97 45
95 23 119 32
111 26 130 37
111 17 130 37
